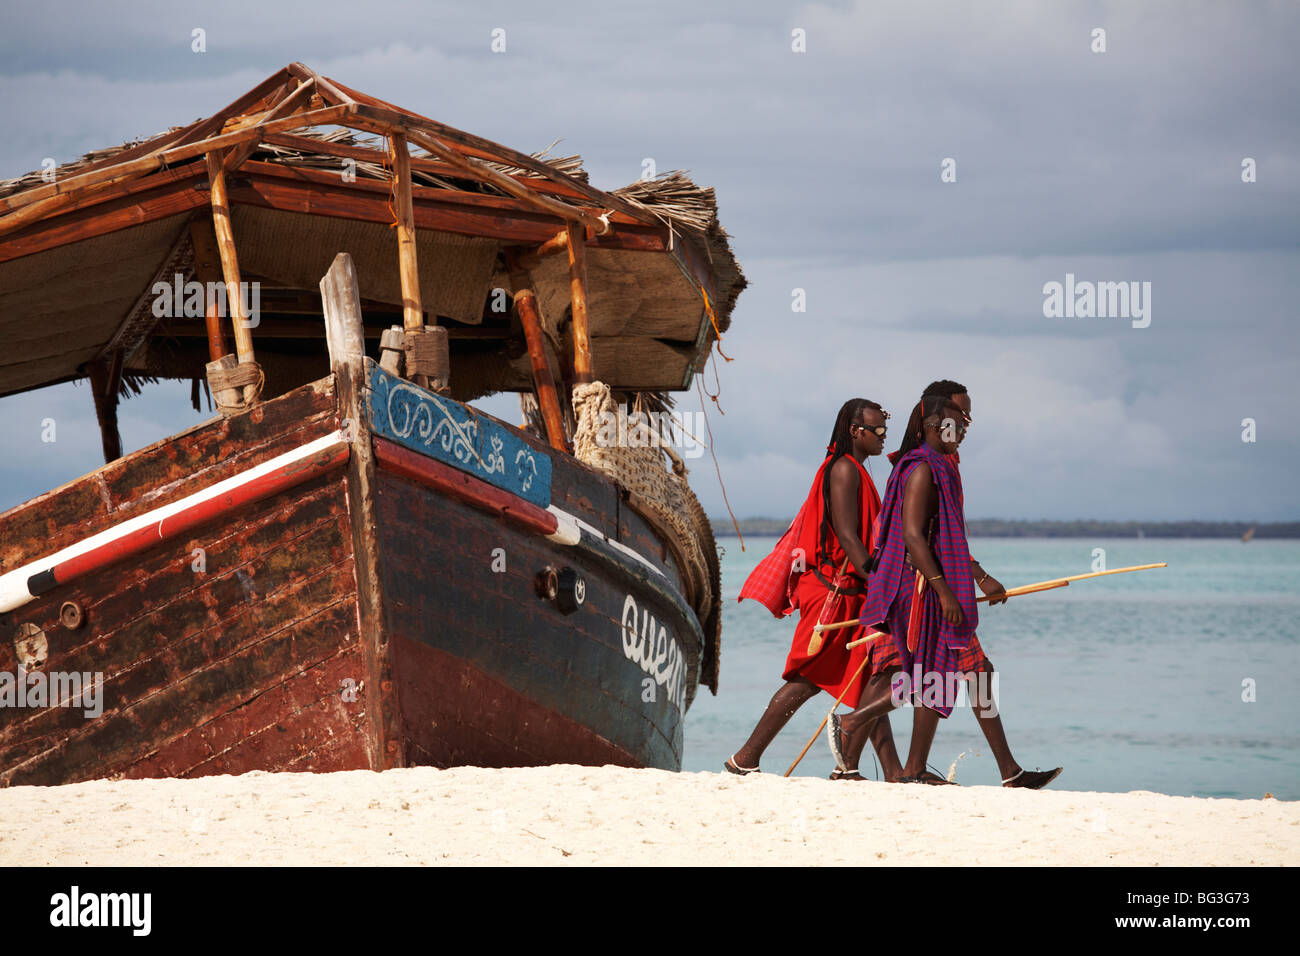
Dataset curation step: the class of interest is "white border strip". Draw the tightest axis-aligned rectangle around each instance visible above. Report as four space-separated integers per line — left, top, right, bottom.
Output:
545 505 665 578
0 430 346 614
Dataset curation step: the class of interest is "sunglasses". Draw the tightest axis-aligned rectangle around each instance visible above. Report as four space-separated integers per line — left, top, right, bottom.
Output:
928 418 967 434
854 422 888 438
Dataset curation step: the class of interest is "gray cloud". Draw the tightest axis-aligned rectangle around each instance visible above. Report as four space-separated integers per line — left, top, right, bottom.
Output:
1 0 1296 521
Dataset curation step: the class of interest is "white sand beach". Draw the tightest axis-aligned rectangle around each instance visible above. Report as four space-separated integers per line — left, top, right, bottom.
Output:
2 766 1296 866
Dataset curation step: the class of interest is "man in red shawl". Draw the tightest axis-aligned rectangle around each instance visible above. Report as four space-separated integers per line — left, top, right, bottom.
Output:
728 399 904 780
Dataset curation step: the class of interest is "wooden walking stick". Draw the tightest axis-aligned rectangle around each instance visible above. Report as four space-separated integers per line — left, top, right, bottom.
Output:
974 562 1166 602
817 562 1168 643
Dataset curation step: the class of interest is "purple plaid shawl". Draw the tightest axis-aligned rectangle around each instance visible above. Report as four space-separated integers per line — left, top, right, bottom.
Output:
859 445 978 714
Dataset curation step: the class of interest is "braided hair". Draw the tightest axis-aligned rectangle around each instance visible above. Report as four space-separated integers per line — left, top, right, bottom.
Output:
819 398 883 567
893 380 967 460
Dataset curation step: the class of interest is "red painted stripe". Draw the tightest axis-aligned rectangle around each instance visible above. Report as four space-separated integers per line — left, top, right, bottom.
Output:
45 441 350 589
373 436 559 537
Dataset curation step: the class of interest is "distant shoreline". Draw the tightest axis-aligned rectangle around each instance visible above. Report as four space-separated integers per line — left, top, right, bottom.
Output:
710 518 1300 538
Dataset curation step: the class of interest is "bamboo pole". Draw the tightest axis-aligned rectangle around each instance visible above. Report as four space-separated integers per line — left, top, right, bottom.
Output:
204 150 259 405
389 133 423 334
565 221 593 384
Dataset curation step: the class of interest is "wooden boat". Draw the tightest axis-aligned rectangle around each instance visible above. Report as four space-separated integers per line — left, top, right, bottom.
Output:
0 65 744 785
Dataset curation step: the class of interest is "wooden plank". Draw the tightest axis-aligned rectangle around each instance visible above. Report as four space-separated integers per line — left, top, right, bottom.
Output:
320 253 402 770
0 475 360 782
0 378 337 571
0 163 208 263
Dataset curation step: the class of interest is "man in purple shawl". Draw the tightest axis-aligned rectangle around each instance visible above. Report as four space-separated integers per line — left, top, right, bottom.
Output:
858 397 997 782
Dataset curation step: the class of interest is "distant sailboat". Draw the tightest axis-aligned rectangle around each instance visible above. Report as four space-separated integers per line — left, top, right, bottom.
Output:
1242 525 1257 543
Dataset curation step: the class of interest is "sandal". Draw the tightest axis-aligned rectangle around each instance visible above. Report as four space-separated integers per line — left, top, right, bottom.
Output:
899 770 958 786
724 755 760 776
1002 767 1062 790
825 713 847 771
829 768 866 781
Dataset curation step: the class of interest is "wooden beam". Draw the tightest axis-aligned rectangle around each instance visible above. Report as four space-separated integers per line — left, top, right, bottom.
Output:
189 219 229 361
389 133 429 389
222 78 317 171
403 126 606 234
388 134 423 334
332 88 654 226
3 67 295 204
160 317 511 340
287 62 357 109
565 221 593 384
506 256 568 452
318 251 403 771
259 130 630 208
205 150 259 404
0 105 349 235
0 158 672 265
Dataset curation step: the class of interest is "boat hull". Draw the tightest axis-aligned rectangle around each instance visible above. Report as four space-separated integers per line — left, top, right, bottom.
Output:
0 367 705 785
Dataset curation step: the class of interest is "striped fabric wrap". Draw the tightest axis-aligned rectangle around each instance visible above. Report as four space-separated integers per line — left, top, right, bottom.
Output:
859 444 978 716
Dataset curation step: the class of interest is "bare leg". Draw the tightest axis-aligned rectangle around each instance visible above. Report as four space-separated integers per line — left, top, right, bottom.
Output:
902 706 941 778
864 715 904 781
840 671 905 779
967 660 1020 780
732 677 820 768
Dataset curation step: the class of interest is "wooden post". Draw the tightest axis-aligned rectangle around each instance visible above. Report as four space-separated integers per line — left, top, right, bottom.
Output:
204 150 259 405
189 220 229 362
320 251 403 772
565 221 593 384
388 133 429 388
506 257 568 453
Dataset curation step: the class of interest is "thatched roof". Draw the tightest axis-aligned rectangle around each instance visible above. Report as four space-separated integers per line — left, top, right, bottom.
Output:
0 64 746 403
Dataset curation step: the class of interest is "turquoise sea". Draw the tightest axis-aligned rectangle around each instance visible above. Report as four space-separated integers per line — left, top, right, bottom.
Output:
683 538 1300 800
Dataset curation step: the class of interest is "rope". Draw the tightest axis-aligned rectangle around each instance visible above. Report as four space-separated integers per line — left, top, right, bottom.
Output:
206 361 265 413
572 381 715 623
700 283 732 362
695 375 743 549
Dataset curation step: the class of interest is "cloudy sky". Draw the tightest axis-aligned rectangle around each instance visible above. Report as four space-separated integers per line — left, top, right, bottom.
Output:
1 0 1296 521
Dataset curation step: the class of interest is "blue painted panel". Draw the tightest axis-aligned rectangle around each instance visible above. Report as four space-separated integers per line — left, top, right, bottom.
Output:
367 364 552 508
